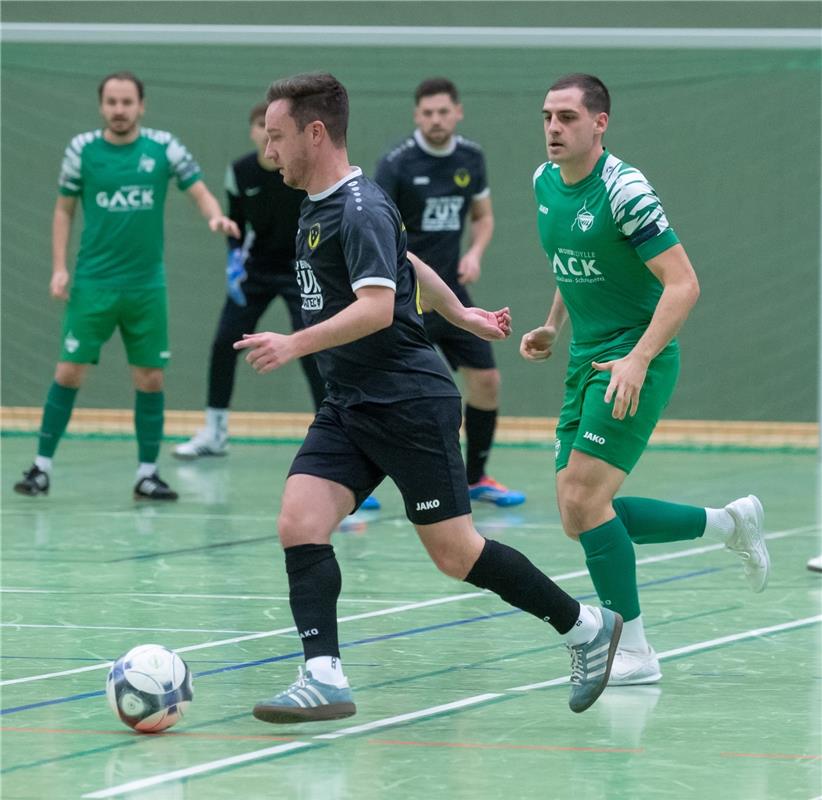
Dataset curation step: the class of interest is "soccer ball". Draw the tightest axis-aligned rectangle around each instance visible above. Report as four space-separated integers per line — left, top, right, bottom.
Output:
106 644 193 733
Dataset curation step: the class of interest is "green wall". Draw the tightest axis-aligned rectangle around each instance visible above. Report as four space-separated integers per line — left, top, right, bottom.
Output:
1 6 819 421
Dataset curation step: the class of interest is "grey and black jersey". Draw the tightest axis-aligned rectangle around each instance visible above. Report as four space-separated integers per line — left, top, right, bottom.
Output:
294 168 458 407
226 152 305 278
374 130 489 289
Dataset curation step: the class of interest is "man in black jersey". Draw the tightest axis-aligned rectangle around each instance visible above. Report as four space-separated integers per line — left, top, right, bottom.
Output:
174 103 326 460
233 72 621 722
375 78 524 507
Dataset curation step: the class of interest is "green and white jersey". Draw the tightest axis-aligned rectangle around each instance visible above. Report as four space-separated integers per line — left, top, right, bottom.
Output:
58 127 202 288
533 149 679 362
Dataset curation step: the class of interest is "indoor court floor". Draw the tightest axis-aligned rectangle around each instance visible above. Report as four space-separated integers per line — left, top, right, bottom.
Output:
1 436 820 799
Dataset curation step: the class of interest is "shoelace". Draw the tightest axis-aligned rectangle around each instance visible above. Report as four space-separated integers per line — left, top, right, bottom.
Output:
286 666 309 693
567 645 584 685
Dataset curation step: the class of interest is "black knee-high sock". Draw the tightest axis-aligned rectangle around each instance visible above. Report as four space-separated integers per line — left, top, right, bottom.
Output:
464 539 580 634
464 405 497 484
285 544 341 660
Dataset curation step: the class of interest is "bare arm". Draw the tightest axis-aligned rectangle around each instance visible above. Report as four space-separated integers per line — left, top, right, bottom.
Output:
51 195 77 300
519 289 568 361
409 251 510 341
593 243 700 419
233 286 395 374
186 180 241 238
458 195 494 285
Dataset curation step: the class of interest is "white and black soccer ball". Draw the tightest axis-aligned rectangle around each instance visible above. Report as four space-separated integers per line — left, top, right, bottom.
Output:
106 644 193 733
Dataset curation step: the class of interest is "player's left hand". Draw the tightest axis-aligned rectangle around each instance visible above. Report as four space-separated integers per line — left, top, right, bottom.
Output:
592 353 649 420
457 252 481 285
461 306 511 341
209 215 242 239
233 331 297 374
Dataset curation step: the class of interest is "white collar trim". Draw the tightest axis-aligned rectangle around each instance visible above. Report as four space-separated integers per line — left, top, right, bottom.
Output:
413 129 457 157
309 167 363 201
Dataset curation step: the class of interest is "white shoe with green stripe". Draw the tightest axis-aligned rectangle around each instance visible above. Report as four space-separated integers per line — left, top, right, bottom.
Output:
252 667 356 724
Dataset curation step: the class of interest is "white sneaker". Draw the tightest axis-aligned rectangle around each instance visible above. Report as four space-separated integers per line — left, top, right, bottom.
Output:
724 495 769 593
173 429 228 460
808 555 822 573
609 647 662 686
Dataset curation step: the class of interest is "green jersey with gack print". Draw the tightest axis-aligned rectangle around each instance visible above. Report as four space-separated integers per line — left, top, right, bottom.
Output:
533 149 679 363
58 127 201 289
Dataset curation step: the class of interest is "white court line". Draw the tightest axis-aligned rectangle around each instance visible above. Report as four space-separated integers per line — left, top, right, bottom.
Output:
0 589 407 605
81 741 312 799
83 616 821 799
0 624 261 634
507 615 822 691
2 525 812 687
0 592 485 686
314 694 502 740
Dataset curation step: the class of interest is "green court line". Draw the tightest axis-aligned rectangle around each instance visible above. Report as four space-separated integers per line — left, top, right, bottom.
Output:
1 429 814 455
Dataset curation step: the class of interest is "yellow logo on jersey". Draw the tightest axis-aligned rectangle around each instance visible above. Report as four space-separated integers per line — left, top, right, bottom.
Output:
308 223 321 249
454 169 471 188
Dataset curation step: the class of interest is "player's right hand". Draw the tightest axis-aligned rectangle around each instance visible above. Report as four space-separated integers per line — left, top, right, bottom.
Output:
519 326 556 361
50 269 70 300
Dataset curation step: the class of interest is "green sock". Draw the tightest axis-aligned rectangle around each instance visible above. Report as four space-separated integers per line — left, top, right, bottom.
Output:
37 382 78 458
135 390 164 463
613 497 707 545
579 517 641 622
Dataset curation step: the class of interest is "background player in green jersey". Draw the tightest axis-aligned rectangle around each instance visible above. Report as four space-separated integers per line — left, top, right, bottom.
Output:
520 73 771 685
13 71 239 501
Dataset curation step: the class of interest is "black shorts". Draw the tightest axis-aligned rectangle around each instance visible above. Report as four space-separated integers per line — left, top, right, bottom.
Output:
423 309 496 371
288 396 471 524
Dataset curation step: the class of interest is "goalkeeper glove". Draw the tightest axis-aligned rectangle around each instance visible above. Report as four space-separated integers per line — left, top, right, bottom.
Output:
226 248 247 307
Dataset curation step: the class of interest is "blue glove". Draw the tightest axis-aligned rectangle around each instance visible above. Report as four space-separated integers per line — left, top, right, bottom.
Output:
226 248 247 307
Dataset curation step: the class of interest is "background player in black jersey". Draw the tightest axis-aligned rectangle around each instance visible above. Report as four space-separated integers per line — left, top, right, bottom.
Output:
374 78 524 507
233 72 621 722
174 103 326 460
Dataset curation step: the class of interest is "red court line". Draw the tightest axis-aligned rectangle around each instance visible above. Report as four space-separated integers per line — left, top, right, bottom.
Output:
720 751 822 761
0 726 294 742
368 739 643 754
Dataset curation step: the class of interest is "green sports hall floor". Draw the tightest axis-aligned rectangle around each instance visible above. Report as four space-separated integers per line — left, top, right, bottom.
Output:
1 435 820 800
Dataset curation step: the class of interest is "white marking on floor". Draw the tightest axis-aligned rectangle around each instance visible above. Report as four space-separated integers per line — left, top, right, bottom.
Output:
1 525 810 686
81 741 312 798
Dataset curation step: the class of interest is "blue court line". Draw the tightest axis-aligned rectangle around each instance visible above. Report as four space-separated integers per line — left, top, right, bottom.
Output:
0 566 720 716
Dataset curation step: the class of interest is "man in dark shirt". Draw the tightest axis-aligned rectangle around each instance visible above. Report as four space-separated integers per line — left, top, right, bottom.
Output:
174 103 325 459
234 72 621 723
374 77 524 507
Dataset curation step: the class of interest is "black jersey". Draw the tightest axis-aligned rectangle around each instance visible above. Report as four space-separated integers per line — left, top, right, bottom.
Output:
295 168 458 407
374 130 489 288
226 152 305 276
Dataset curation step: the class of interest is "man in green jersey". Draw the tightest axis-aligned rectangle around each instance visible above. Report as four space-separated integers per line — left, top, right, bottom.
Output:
13 71 239 501
521 73 771 685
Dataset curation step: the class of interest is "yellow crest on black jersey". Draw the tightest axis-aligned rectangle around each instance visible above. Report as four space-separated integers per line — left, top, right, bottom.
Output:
308 223 321 250
454 168 471 188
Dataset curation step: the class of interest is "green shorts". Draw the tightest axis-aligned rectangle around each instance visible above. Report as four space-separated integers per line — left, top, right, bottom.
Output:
59 285 169 368
554 346 679 474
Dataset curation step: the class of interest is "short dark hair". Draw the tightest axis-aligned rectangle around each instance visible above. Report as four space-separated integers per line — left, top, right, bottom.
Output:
265 72 348 146
547 73 610 115
98 71 144 101
249 102 268 124
414 77 459 105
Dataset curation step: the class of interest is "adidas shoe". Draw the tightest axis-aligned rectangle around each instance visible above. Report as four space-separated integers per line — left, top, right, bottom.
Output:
567 606 623 713
134 473 179 501
14 465 50 496
252 667 356 724
468 476 526 507
173 429 228 460
609 646 662 686
724 494 769 593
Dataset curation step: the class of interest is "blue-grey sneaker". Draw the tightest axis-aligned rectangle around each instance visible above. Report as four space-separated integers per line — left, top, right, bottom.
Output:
567 607 623 713
252 668 356 724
